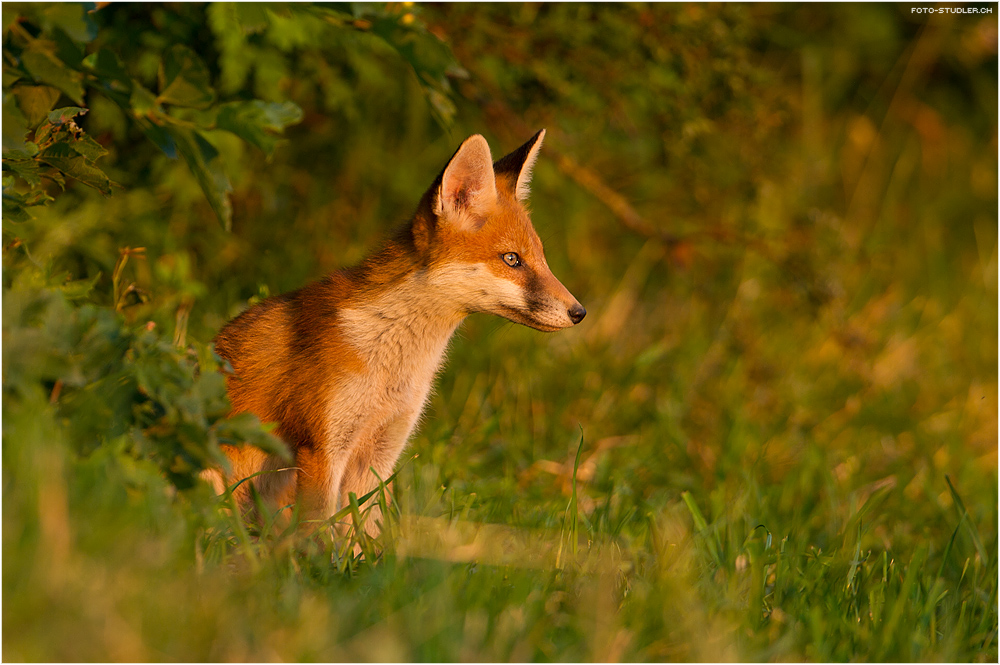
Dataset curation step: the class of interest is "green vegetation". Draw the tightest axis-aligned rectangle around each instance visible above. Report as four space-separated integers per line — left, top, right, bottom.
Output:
3 3 997 661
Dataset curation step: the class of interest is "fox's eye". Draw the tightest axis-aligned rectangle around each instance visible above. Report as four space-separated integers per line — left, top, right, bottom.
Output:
502 252 522 268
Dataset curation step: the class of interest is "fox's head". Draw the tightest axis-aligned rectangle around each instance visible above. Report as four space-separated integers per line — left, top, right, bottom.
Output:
413 130 586 332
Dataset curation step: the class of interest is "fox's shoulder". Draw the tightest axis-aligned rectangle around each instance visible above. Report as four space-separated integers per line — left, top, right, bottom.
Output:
215 271 359 361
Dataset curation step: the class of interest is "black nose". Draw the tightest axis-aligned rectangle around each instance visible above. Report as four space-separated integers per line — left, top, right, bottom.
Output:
568 303 586 324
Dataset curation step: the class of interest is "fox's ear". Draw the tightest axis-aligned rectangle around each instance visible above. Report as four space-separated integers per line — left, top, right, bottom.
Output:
436 134 496 221
493 129 545 201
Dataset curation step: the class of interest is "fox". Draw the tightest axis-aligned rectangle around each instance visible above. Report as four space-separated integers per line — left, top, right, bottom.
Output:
206 130 586 539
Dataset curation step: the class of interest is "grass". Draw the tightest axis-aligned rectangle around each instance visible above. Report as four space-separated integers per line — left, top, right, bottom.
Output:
5 201 998 660
4 286 997 660
5 195 998 660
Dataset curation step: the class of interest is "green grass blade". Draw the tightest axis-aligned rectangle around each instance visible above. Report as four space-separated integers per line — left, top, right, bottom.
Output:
569 430 584 558
936 518 964 580
880 544 928 659
329 454 413 525
945 475 987 564
682 491 723 569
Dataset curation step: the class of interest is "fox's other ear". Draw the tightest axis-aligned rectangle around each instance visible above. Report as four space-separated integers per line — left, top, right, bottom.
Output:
436 134 496 220
493 129 545 201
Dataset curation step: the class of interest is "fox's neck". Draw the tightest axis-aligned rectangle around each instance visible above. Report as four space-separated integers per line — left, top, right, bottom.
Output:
337 234 465 374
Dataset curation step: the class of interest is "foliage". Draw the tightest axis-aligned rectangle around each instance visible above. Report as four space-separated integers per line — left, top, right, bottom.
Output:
3 2 997 662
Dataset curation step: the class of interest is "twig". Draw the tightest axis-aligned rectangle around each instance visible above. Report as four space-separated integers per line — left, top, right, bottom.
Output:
112 246 146 312
49 379 63 404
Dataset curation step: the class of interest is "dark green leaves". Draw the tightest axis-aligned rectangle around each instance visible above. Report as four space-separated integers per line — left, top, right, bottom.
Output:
168 126 233 230
3 103 115 219
365 11 463 126
225 3 272 35
12 84 60 127
81 49 130 95
37 139 113 195
33 106 111 194
4 1 444 231
4 264 286 489
216 100 303 157
3 12 110 218
3 8 307 230
1 185 52 222
47 105 87 125
2 96 30 151
38 2 99 44
20 42 85 104
129 82 159 116
3 157 44 187
158 45 216 109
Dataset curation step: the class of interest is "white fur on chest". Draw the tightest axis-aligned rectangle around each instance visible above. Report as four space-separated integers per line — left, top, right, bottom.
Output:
328 273 463 444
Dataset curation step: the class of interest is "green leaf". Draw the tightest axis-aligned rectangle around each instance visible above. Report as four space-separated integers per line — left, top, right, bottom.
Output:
232 3 271 34
2 187 53 207
157 45 215 109
32 121 56 148
2 64 23 88
20 44 85 105
47 106 87 125
134 116 177 158
129 82 159 117
193 130 219 163
366 14 460 126
13 85 60 128
2 197 31 223
4 144 40 160
166 125 232 229
2 96 29 152
82 49 131 95
66 133 107 162
60 273 102 301
2 187 54 222
38 142 114 195
215 100 303 157
50 26 85 69
41 3 98 44
2 157 44 187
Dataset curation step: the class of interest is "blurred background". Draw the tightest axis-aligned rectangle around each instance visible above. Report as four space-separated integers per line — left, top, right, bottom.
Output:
3 3 997 661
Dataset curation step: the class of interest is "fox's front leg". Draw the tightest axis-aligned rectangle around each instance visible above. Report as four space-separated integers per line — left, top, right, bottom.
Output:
338 411 417 541
295 443 350 532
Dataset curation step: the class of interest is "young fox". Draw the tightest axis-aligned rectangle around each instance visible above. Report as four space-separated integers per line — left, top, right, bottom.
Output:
208 130 585 535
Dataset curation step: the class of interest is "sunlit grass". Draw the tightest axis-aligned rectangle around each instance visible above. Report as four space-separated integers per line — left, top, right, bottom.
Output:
4 314 996 660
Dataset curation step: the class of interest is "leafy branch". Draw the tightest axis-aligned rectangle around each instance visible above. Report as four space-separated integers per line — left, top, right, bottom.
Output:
2 4 305 230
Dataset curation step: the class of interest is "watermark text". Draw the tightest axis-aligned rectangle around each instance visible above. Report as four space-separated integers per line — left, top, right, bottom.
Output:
912 5 993 13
